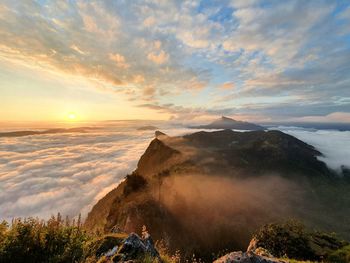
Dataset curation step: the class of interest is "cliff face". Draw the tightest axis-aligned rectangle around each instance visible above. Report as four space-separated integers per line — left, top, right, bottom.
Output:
85 130 350 259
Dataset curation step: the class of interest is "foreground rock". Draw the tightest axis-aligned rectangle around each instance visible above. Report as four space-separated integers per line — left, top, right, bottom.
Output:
98 232 161 262
214 251 286 263
215 238 287 263
116 233 160 261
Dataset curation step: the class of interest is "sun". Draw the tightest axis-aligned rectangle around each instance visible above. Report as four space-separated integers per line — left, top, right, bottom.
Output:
68 112 77 120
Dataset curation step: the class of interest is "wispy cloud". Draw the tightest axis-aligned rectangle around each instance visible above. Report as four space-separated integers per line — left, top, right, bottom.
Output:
0 0 349 120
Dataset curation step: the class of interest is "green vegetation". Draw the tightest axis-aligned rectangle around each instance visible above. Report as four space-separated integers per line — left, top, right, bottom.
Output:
327 245 350 263
0 216 349 263
0 215 130 263
254 220 313 260
123 173 148 197
0 216 178 263
0 214 89 263
254 220 348 262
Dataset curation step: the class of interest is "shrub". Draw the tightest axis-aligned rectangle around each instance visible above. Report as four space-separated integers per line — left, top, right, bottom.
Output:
0 215 90 263
254 220 349 261
327 245 350 263
123 173 147 197
254 220 316 260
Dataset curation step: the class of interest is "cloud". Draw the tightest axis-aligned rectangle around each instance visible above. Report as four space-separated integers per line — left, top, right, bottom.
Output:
274 126 350 171
143 85 156 100
0 125 155 221
0 0 208 105
143 16 156 27
219 82 235 90
70 44 87 55
109 53 130 69
289 112 350 123
147 50 169 64
0 122 223 221
0 0 349 120
0 121 349 221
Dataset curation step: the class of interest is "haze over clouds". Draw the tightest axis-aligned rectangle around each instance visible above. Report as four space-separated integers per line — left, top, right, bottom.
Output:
0 0 349 121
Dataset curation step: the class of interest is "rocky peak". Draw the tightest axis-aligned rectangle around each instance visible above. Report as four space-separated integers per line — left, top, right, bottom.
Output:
136 138 181 176
155 130 167 139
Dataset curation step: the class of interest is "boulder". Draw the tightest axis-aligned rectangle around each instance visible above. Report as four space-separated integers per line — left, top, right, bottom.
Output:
247 238 274 258
112 233 160 262
142 232 160 258
83 234 127 259
214 251 286 263
246 238 258 252
104 246 119 257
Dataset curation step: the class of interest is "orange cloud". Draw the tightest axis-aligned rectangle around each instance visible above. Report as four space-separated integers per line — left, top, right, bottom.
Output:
219 82 235 89
109 53 130 69
147 50 169 64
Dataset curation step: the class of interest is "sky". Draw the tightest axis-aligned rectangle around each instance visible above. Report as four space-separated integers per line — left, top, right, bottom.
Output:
0 0 350 123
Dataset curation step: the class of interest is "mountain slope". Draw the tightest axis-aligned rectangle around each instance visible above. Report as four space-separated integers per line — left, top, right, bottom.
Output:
85 129 349 259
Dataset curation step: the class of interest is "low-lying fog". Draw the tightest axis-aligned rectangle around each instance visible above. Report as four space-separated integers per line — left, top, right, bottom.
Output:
0 121 349 221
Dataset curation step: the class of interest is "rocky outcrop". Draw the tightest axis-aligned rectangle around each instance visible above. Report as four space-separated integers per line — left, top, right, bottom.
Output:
246 238 275 258
155 130 168 138
214 251 286 263
213 237 286 263
216 238 285 263
106 233 160 262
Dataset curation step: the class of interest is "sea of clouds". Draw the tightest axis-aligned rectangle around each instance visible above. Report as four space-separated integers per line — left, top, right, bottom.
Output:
274 126 350 171
0 122 349 222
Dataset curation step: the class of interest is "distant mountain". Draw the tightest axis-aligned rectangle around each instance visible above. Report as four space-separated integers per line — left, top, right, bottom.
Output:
190 116 265 130
0 127 95 137
136 125 159 131
85 129 350 259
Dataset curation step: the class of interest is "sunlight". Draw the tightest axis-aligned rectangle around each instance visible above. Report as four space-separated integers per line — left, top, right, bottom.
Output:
68 112 77 121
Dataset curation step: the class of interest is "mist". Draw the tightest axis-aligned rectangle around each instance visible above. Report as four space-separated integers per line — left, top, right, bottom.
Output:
275 127 350 171
156 173 305 252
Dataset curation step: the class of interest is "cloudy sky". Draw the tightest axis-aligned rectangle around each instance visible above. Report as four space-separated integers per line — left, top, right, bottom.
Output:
0 0 350 122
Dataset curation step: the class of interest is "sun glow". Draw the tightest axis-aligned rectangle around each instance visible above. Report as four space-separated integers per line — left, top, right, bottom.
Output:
68 112 77 120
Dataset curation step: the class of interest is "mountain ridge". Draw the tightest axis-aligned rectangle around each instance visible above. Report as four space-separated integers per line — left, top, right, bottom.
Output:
85 129 350 259
189 116 265 130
